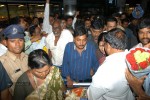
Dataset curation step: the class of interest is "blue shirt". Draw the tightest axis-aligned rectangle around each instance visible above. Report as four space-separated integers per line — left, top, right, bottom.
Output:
62 41 99 81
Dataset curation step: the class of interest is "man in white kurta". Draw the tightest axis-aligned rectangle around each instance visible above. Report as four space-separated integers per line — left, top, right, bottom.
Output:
44 0 73 67
45 29 73 66
87 28 135 100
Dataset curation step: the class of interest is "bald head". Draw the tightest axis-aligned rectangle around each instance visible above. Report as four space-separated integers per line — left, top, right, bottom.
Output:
52 20 62 36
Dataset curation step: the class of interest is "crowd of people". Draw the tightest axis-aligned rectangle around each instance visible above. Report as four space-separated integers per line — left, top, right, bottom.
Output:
0 0 150 100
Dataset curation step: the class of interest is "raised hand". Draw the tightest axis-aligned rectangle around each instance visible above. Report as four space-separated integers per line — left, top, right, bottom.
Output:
75 11 79 17
46 0 49 3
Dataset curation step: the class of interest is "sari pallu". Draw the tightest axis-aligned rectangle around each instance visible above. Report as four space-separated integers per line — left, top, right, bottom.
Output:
26 66 65 100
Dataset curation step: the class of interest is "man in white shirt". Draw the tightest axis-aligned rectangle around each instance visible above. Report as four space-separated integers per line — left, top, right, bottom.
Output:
45 20 73 69
87 28 135 100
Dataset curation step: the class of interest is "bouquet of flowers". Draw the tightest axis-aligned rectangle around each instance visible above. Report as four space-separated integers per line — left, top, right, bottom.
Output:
126 47 150 96
126 47 150 78
65 87 88 100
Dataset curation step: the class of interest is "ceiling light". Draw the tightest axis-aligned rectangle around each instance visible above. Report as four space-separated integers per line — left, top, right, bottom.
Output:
18 5 24 7
37 5 44 7
0 5 5 7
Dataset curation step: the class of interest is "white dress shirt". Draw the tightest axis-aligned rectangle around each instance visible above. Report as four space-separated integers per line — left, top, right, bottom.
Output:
87 50 135 100
0 43 7 56
45 29 73 66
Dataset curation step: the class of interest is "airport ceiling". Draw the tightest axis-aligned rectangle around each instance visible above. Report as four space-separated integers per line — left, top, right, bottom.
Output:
0 0 140 4
0 0 102 3
0 0 141 8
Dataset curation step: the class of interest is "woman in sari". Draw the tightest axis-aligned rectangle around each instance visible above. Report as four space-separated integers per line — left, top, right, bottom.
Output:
13 49 66 100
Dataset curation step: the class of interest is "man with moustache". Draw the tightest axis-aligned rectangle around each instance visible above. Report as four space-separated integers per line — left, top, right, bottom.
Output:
45 20 73 70
133 18 150 48
0 25 28 95
62 26 99 88
125 18 150 100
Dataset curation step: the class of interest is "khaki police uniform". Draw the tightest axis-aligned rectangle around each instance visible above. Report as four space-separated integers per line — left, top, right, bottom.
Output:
0 51 29 95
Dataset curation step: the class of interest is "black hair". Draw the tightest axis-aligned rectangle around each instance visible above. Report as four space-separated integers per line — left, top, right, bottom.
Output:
121 18 130 24
50 14 54 17
33 17 38 20
38 17 43 25
104 28 127 50
84 18 91 22
73 26 88 38
0 21 8 29
0 33 5 42
138 18 150 30
75 20 84 29
61 17 66 21
10 16 29 25
106 17 118 24
65 16 73 21
29 25 38 36
112 13 120 18
120 13 127 18
97 32 107 45
91 20 104 29
28 49 51 69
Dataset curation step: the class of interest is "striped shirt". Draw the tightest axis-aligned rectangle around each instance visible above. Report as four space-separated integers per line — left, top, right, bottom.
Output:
62 41 99 81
